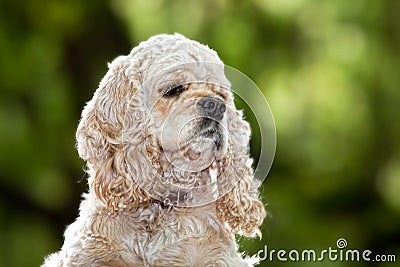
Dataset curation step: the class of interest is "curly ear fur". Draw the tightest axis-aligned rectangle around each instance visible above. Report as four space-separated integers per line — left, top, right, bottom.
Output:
76 54 152 212
216 109 266 238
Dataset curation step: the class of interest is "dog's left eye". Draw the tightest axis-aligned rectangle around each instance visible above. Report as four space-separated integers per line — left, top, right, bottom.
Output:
164 84 185 97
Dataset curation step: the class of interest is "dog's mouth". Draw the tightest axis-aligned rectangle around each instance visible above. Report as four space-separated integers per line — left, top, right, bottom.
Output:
179 119 225 161
157 116 227 176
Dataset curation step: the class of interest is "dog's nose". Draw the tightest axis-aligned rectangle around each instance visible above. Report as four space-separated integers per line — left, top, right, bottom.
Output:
196 96 226 121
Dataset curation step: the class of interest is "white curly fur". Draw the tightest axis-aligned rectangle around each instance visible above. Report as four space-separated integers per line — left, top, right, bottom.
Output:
42 33 266 267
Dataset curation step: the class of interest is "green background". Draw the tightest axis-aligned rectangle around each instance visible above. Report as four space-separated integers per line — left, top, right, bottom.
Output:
0 0 399 266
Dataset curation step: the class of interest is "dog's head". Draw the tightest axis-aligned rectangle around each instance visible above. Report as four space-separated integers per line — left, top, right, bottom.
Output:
76 33 265 237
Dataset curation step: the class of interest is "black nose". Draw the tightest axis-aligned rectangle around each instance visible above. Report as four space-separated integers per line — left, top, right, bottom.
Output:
196 96 226 121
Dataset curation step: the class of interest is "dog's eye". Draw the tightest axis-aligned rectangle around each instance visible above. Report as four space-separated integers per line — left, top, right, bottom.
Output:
164 84 185 97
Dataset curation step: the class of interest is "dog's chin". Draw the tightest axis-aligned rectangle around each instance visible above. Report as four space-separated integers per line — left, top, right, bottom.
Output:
151 131 228 205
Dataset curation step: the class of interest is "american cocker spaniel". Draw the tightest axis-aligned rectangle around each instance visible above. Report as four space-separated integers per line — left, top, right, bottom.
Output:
43 33 266 267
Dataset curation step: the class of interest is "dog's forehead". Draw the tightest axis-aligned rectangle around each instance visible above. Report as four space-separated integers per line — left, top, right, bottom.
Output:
141 60 230 95
134 35 230 93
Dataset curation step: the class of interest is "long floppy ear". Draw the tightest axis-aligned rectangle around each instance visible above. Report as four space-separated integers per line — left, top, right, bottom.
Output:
76 54 150 212
216 109 266 237
76 56 131 164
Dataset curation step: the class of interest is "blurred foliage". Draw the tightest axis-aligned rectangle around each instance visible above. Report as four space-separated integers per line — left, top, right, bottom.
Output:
0 0 399 266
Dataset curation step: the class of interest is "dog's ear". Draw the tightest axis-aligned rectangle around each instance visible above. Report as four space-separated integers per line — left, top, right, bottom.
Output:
216 109 266 238
76 56 133 165
76 55 150 211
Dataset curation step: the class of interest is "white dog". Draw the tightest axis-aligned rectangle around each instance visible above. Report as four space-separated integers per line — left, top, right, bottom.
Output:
43 33 266 266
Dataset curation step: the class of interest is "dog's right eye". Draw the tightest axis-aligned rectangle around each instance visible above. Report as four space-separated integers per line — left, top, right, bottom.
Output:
164 84 185 97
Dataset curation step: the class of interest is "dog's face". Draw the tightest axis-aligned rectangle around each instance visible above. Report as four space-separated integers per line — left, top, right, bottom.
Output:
136 60 239 205
146 63 232 170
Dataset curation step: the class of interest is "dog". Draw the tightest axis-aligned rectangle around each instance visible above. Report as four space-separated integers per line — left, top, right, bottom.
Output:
43 33 266 266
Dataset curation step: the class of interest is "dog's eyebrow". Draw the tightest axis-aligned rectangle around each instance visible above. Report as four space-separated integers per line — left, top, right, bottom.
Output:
216 92 228 100
158 80 188 95
163 84 186 97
